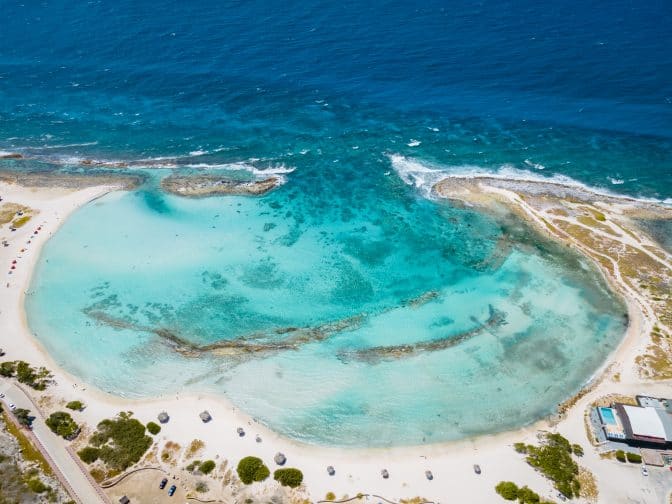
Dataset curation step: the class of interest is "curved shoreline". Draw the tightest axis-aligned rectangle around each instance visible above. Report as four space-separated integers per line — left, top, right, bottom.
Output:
2 178 671 502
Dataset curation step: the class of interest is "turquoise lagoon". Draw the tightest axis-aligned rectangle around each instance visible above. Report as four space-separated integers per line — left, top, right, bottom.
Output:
26 161 627 447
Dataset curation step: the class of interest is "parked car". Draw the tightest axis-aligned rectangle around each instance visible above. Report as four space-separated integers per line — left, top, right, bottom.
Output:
159 478 168 489
0 393 5 398
557 493 567 502
642 466 649 477
168 485 177 497
9 403 16 410
473 464 481 474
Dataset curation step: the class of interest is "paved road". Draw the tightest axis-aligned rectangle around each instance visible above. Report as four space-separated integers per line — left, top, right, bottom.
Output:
0 378 109 504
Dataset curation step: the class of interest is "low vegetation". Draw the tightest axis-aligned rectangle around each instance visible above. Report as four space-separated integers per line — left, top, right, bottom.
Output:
11 215 31 228
514 432 581 499
495 481 553 503
274 467 303 488
13 408 33 428
146 421 161 435
325 491 336 500
2 409 51 475
0 360 53 390
78 411 152 470
626 452 642 463
236 456 270 484
65 400 85 411
199 460 216 475
77 446 100 464
45 411 79 439
186 459 216 474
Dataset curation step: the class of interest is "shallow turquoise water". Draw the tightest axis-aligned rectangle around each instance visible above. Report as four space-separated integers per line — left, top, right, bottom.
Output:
27 168 627 446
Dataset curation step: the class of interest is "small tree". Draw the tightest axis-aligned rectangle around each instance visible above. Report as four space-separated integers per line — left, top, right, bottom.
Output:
45 411 79 439
495 481 519 501
66 401 85 411
274 468 303 488
571 444 584 457
199 460 216 474
146 422 161 435
236 456 270 484
13 408 32 427
615 450 626 462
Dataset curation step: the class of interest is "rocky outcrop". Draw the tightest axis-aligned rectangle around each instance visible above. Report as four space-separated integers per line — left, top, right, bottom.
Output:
160 175 280 197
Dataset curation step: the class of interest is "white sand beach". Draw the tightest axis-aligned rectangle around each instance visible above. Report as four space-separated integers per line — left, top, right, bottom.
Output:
1 179 671 503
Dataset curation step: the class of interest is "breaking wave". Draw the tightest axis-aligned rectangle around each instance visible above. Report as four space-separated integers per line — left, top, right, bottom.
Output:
389 154 672 206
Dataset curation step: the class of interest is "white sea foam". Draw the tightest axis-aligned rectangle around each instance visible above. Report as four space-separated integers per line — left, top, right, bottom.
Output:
188 150 208 156
22 141 99 150
407 139 421 147
609 177 625 185
388 154 672 206
524 159 545 170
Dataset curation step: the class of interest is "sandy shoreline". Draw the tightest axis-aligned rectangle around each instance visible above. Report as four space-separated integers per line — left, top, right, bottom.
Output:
1 179 671 503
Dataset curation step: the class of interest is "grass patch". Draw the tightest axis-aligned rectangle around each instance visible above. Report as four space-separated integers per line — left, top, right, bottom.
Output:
578 467 598 502
2 410 52 476
185 439 204 458
0 203 31 225
11 215 31 228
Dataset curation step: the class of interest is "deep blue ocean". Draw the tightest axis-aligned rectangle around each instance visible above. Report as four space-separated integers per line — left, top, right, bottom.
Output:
1 0 671 198
3 1 671 446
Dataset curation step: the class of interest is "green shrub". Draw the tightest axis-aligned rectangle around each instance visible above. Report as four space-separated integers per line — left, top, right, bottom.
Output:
325 492 336 500
571 444 584 457
26 478 49 493
495 481 519 500
66 401 84 411
524 433 580 498
45 411 79 439
626 452 642 463
273 468 303 488
517 485 540 504
195 481 208 492
199 460 216 475
615 450 626 462
236 456 270 484
83 412 152 470
78 447 100 464
0 361 16 377
146 421 161 435
514 442 528 454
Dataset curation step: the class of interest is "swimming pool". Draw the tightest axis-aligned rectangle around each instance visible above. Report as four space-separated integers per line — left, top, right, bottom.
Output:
599 407 617 425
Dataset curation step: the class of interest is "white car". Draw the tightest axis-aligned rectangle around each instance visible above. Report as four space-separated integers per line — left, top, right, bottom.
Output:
642 466 649 476
0 393 5 398
9 403 16 410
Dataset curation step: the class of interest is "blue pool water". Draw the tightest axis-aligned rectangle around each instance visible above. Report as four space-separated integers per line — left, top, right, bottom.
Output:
1 0 668 446
599 407 617 425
